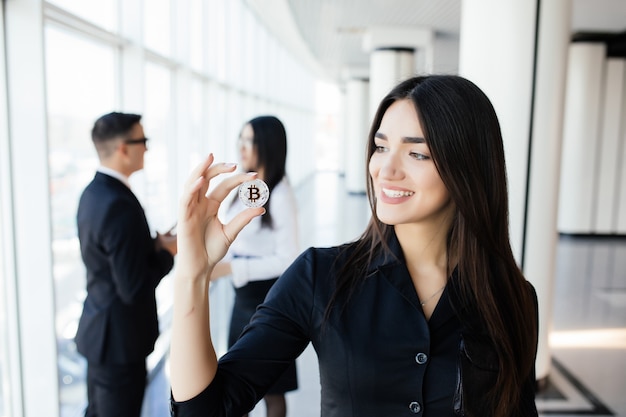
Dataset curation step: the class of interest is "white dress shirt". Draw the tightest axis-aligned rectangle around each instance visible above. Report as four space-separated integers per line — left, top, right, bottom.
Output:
222 177 300 288
97 166 131 189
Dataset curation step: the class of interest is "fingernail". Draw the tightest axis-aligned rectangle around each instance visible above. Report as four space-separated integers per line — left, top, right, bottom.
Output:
247 172 258 176
223 163 237 168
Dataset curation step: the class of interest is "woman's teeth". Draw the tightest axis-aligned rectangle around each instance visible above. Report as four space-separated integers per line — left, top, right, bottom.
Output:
382 188 414 198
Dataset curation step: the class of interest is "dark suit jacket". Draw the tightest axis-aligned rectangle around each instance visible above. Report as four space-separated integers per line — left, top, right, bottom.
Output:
171 233 538 417
75 172 174 365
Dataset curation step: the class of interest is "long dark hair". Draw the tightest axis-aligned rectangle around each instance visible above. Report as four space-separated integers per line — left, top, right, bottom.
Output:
330 75 537 416
244 115 288 228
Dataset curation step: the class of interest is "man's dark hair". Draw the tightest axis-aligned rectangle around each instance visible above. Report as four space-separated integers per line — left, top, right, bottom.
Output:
92 112 142 143
91 112 142 159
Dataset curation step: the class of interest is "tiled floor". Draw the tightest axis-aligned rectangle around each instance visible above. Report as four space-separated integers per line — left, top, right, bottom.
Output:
142 171 625 417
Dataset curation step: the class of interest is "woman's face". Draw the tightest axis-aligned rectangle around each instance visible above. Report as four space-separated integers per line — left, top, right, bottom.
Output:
369 99 454 228
238 123 258 172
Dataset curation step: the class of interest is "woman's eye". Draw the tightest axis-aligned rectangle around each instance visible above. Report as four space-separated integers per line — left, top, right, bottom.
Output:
410 152 430 160
374 145 387 153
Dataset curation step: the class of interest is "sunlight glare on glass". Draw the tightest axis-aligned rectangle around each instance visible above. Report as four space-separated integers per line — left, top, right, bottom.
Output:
45 26 115 120
144 0 171 56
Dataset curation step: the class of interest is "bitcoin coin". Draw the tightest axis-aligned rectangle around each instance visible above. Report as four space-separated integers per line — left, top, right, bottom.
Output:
238 178 270 208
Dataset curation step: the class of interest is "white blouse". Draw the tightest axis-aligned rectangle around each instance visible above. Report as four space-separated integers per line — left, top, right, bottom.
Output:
222 177 300 288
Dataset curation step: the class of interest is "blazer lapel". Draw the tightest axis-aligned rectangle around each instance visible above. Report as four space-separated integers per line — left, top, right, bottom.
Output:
370 231 423 311
371 231 459 328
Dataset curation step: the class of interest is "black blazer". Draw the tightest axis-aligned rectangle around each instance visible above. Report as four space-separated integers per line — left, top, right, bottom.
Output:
171 233 538 417
75 172 174 365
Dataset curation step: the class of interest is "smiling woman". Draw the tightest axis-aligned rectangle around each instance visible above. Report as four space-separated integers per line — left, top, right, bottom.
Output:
169 75 539 417
369 99 454 243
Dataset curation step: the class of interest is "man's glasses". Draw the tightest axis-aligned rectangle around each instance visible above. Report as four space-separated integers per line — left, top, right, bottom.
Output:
125 137 149 146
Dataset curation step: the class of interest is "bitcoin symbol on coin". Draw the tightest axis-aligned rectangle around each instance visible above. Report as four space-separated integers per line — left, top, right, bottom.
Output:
247 185 260 202
238 179 269 208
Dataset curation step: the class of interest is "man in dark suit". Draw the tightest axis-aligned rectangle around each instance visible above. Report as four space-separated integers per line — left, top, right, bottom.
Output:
76 112 177 417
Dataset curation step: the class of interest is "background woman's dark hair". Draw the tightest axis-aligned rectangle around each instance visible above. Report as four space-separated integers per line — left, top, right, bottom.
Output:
245 115 288 228
329 75 537 416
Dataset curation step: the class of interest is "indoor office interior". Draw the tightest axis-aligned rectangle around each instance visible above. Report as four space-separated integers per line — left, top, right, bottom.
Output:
0 0 625 416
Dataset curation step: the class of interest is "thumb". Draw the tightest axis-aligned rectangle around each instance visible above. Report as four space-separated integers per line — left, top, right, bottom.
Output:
223 207 265 243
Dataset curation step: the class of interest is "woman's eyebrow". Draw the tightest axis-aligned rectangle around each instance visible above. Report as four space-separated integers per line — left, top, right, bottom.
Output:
375 132 425 144
403 136 425 144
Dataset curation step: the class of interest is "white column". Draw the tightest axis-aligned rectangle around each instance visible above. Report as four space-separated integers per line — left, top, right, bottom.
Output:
459 0 537 259
0 5 22 417
523 0 572 381
595 58 626 233
459 0 572 381
558 43 606 233
346 26 426 195
369 48 415 118
617 64 626 233
4 0 60 416
345 79 370 194
363 26 433 119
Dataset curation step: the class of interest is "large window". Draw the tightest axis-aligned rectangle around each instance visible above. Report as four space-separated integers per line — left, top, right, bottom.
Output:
0 109 11 417
45 24 117 415
0 221 9 417
47 0 118 32
144 0 171 57
0 5 10 415
140 61 175 231
40 1 318 415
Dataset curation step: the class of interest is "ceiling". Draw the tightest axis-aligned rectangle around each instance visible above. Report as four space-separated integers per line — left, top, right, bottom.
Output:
246 0 626 83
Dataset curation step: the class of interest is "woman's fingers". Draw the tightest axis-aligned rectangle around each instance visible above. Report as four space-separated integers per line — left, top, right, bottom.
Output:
208 171 258 204
184 154 214 191
185 176 206 206
180 155 213 211
223 207 266 244
180 156 238 211
204 162 238 184
179 155 264 232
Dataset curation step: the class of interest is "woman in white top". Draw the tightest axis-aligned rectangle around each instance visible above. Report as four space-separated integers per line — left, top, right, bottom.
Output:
210 115 299 417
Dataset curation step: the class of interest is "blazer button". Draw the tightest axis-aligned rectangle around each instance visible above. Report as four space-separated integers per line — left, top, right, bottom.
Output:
409 401 422 413
415 352 428 364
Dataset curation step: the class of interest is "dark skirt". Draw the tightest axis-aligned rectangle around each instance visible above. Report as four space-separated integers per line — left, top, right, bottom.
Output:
228 278 298 395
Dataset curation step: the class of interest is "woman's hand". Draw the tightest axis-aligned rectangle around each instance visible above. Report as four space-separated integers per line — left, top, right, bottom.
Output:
171 154 265 401
209 261 232 282
176 154 265 282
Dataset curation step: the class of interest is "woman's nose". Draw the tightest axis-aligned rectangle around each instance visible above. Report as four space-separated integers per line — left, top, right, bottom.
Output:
379 153 403 179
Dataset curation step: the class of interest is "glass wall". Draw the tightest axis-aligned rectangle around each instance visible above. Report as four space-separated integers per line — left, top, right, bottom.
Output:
40 0 318 415
0 3 14 416
0 155 11 417
45 23 118 414
0 101 10 417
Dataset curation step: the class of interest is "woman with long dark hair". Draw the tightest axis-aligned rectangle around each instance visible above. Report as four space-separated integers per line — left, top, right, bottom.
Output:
209 115 299 417
169 75 538 417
